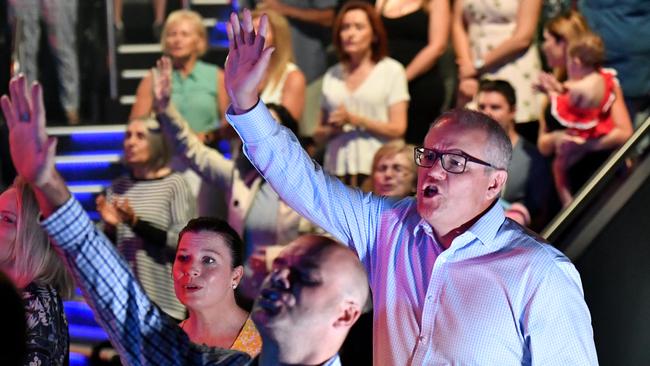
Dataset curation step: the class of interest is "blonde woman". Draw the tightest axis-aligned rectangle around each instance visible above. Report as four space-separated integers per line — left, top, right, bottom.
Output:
367 139 417 197
0 177 74 365
253 9 306 121
131 10 228 140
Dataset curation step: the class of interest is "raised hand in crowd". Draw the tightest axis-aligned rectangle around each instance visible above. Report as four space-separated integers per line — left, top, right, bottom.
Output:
152 56 173 114
225 9 274 113
0 75 70 215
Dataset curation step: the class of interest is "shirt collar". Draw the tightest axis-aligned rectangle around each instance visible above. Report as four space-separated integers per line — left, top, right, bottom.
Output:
174 61 201 81
464 200 505 248
413 200 505 248
323 354 342 366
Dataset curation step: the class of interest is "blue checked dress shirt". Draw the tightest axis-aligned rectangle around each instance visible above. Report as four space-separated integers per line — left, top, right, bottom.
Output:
41 198 251 366
227 102 598 366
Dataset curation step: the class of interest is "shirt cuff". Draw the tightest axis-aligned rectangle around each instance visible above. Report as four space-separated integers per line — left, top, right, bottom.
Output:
226 100 278 144
41 197 93 249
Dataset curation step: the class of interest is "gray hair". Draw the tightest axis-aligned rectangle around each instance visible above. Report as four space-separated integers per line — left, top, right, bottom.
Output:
430 109 512 170
127 117 172 172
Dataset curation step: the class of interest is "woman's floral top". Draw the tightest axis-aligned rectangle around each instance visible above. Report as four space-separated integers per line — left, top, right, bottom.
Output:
22 283 69 366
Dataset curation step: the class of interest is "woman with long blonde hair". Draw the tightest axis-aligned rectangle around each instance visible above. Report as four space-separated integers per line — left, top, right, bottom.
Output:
253 9 306 121
0 177 74 365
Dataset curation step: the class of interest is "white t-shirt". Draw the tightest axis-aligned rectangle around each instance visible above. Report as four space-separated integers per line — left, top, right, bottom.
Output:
260 62 300 105
321 57 410 176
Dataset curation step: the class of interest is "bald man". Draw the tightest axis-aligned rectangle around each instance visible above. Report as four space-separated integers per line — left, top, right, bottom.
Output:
1 74 369 366
253 235 369 365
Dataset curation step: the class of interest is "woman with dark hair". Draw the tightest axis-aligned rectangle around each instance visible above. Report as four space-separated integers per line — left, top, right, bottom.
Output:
315 1 410 187
96 116 196 320
0 177 74 365
174 217 261 356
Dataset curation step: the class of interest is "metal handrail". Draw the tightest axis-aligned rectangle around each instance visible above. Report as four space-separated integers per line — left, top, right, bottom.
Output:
542 114 650 243
106 0 118 99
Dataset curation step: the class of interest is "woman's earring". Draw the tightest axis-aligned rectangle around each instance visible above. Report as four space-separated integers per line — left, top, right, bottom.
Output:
232 283 237 290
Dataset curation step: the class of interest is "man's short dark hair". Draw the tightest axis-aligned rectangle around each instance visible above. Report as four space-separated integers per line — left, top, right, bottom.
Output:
178 218 244 268
478 79 517 108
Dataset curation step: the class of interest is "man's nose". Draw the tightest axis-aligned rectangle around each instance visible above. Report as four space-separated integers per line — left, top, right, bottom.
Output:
426 157 447 179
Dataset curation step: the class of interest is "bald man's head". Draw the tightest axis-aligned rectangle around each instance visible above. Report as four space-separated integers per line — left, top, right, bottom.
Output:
252 235 369 364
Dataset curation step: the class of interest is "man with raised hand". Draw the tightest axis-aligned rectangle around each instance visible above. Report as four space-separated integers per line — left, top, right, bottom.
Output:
2 64 368 366
222 8 598 366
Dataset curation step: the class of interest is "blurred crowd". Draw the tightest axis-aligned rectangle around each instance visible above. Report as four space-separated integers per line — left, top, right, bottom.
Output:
1 0 649 365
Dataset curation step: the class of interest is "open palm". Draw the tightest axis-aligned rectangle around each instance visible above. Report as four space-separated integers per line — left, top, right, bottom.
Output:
224 9 275 113
0 75 57 187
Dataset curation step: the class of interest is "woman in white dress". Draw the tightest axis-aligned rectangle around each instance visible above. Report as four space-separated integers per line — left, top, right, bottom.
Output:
253 9 306 121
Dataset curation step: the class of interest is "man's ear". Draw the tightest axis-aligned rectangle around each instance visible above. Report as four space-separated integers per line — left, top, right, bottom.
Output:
333 300 362 329
486 169 508 200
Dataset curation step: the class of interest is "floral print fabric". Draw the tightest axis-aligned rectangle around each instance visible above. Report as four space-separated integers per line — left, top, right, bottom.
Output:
22 283 69 366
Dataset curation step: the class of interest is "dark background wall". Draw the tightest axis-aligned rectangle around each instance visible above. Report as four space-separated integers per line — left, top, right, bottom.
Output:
575 172 650 365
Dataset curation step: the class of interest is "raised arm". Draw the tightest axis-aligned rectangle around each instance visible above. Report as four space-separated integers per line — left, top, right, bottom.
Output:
223 10 385 263
153 57 235 189
0 76 250 366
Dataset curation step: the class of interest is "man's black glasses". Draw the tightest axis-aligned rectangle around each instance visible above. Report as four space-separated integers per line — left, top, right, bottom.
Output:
414 146 496 174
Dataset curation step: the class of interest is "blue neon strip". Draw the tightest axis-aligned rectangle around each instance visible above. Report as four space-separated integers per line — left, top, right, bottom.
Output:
69 324 109 342
70 132 124 142
69 352 90 366
72 192 99 200
68 180 112 186
58 150 123 157
57 161 113 169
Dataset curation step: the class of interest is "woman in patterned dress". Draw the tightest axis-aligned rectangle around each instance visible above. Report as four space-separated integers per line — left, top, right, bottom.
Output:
452 0 543 141
0 177 74 365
